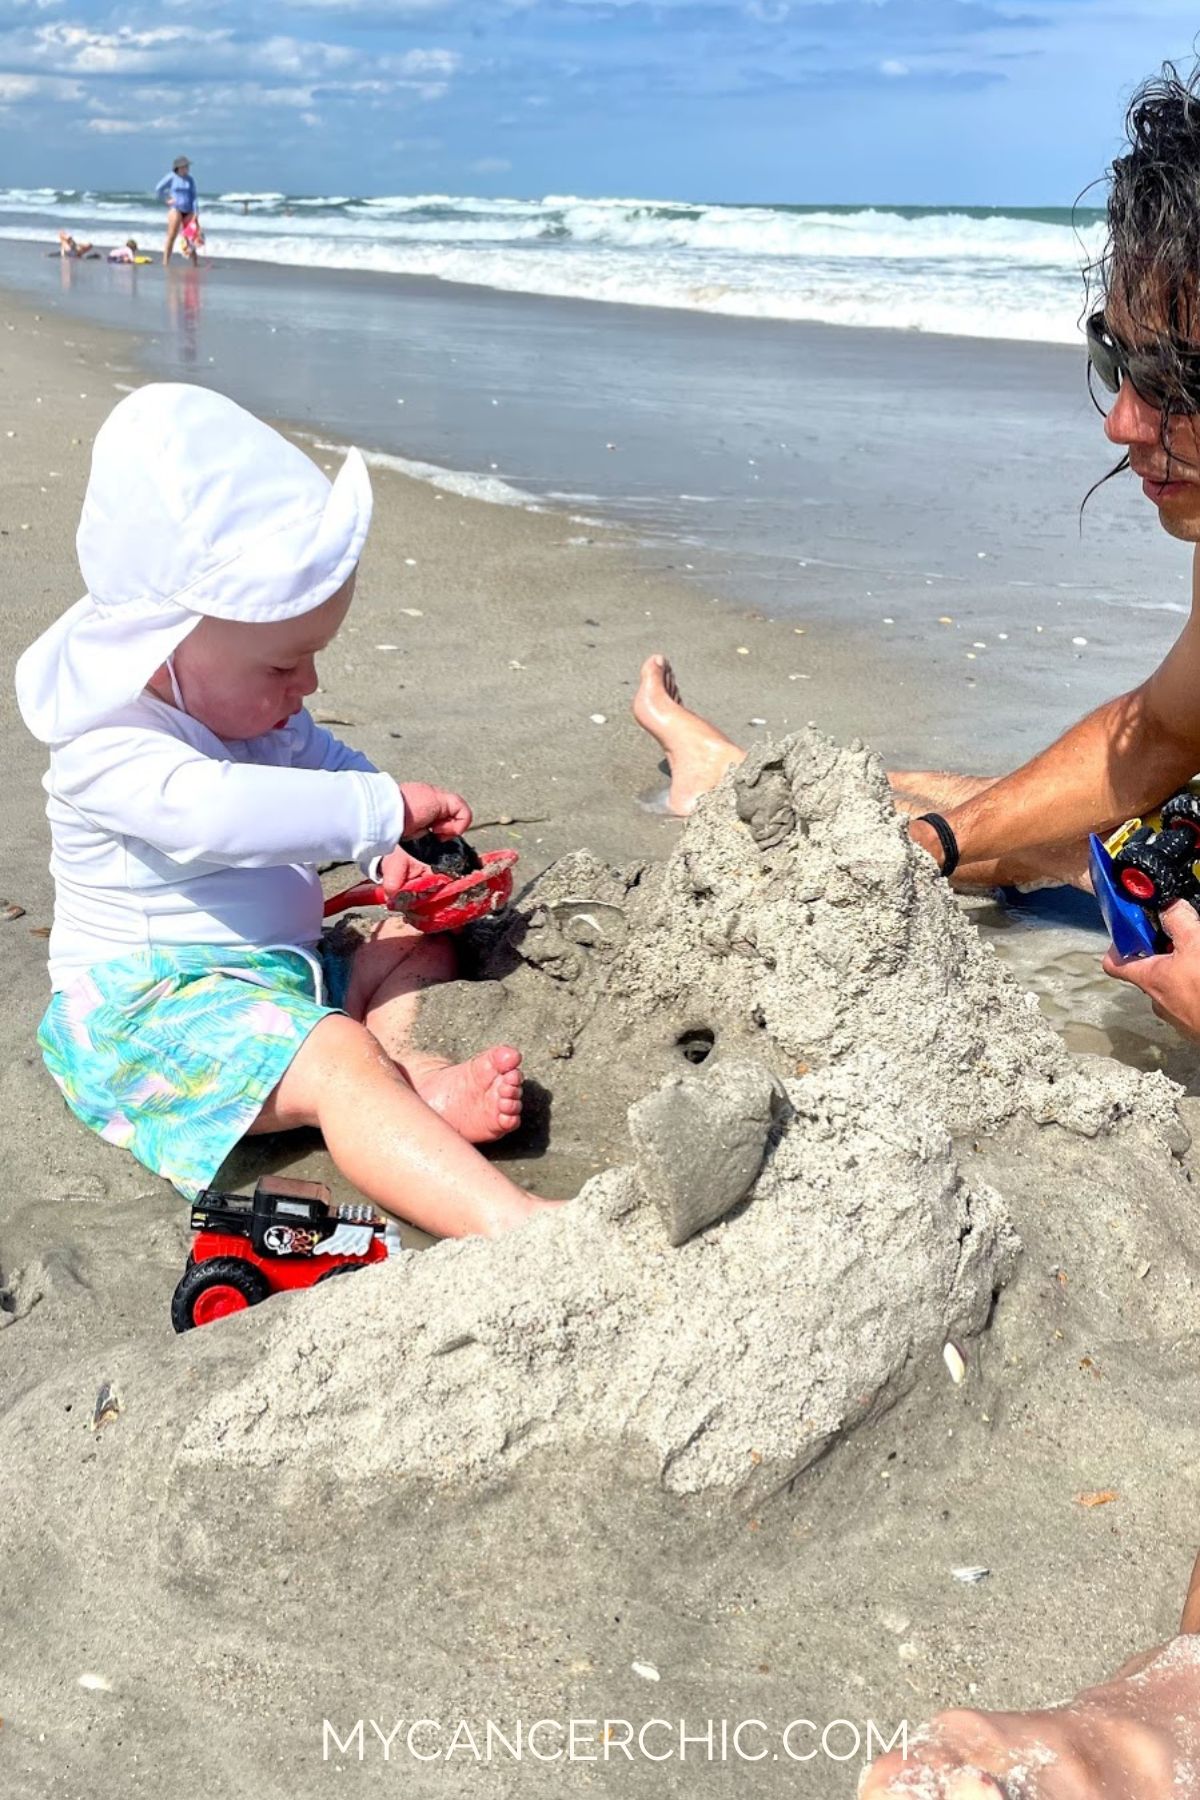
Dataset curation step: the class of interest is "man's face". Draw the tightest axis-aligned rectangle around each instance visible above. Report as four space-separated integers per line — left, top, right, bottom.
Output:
1103 292 1200 541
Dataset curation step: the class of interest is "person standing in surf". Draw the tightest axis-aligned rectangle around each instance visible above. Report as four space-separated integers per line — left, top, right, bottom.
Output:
155 156 198 267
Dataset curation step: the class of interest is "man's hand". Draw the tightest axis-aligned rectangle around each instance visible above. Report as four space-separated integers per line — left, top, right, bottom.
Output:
398 782 472 840
1104 899 1200 1040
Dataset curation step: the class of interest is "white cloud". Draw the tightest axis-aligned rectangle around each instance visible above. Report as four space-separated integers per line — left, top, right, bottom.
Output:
253 34 357 76
27 21 233 74
379 47 461 78
880 58 910 77
287 0 451 9
12 21 459 86
85 115 176 133
471 155 511 172
0 69 81 99
200 81 318 108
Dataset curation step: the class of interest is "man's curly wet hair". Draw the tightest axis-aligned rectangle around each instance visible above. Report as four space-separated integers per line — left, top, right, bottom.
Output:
1086 63 1200 492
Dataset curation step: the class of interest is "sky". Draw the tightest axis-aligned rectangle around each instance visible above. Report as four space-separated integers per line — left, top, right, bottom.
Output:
2 0 1200 205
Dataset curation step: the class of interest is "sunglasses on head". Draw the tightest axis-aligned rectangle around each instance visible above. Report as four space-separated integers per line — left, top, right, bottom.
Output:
1086 308 1200 413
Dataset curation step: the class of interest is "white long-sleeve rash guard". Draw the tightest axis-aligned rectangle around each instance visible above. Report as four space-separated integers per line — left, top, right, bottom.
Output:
42 694 407 990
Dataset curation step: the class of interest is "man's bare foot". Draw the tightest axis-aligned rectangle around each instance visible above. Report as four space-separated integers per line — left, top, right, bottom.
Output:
861 1635 1200 1799
415 1045 524 1144
632 653 746 815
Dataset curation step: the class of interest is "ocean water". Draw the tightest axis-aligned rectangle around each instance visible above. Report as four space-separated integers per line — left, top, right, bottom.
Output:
0 187 1106 345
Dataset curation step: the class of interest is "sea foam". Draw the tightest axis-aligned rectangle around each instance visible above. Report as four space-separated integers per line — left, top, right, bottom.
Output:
0 188 1105 345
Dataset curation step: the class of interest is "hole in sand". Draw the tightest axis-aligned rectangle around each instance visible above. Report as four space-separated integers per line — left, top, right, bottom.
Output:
677 1028 716 1066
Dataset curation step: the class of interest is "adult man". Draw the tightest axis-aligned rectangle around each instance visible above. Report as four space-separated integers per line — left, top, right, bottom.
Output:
155 155 198 267
634 65 1200 1797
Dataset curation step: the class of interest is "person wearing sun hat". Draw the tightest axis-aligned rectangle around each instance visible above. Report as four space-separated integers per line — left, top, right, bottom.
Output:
16 383 553 1238
155 154 199 265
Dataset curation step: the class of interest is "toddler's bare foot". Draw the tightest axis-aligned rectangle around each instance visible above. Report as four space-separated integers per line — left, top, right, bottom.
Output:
632 653 745 815
416 1045 523 1144
861 1635 1200 1799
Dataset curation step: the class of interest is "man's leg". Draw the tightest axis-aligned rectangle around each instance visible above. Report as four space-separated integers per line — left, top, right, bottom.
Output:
632 656 1091 886
889 771 1093 890
633 654 745 814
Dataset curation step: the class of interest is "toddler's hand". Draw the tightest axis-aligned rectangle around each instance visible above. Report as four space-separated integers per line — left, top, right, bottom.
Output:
398 782 472 839
378 843 436 903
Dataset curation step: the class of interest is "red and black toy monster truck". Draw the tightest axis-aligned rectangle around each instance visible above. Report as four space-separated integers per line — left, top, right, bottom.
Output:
171 1175 388 1332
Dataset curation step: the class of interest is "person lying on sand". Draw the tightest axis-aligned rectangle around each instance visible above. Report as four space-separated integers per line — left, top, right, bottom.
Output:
636 62 1200 1799
14 384 556 1241
107 239 141 264
56 231 94 258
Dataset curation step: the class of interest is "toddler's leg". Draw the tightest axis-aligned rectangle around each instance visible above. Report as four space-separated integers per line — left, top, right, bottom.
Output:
250 1013 554 1237
342 918 523 1144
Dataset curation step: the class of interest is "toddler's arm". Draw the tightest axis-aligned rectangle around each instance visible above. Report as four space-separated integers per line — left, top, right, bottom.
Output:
54 722 404 870
282 709 380 778
282 712 472 877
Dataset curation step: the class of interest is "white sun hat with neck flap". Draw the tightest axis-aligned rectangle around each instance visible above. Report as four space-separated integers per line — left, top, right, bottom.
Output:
15 382 373 745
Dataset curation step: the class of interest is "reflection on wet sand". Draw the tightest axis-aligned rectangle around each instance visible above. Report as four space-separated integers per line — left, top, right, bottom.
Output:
165 264 203 364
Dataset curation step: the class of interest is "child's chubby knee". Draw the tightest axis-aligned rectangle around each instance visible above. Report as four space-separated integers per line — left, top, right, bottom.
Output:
335 913 457 1016
256 1013 392 1132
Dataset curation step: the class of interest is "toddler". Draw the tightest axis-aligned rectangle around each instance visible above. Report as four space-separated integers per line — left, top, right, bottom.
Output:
16 384 553 1240
180 215 205 261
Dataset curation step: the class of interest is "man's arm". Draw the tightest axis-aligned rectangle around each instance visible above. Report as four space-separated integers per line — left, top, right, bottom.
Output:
910 547 1200 873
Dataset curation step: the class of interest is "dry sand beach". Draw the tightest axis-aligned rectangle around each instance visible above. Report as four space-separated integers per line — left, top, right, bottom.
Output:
2 285 1200 1799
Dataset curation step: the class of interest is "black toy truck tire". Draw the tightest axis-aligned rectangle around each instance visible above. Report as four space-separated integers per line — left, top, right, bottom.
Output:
1160 791 1200 845
1115 841 1191 908
171 1256 270 1332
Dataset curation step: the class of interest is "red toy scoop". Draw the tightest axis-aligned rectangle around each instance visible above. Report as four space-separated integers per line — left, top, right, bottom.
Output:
323 847 518 933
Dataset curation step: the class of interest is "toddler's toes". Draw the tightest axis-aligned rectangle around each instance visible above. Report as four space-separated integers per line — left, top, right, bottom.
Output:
418 1046 524 1145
